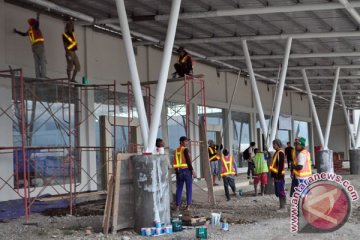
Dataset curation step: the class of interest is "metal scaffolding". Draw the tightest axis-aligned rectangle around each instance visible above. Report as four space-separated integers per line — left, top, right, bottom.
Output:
0 68 117 223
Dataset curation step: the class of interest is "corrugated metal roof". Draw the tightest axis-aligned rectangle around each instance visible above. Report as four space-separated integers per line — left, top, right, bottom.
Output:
7 0 360 108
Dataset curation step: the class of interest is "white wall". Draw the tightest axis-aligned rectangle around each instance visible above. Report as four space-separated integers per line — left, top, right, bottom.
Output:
0 1 317 201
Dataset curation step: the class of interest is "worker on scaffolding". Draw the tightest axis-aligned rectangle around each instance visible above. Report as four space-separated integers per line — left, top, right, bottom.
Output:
63 21 80 82
208 140 222 186
173 136 196 211
14 12 47 79
173 46 193 78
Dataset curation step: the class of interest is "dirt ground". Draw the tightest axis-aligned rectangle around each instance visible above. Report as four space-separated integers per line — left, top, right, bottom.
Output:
0 173 359 240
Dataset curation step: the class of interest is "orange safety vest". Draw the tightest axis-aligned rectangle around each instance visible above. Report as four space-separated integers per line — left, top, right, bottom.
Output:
173 146 189 169
220 155 236 177
269 149 286 175
63 32 78 51
28 27 44 45
293 149 312 178
208 146 220 161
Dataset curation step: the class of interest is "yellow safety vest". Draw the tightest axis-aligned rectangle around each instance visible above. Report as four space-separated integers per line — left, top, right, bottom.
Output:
293 149 312 178
220 155 236 177
63 32 77 50
269 149 285 175
28 27 44 45
173 146 189 169
208 146 220 161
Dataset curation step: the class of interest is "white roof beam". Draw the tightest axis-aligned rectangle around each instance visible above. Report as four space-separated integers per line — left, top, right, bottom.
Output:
338 0 360 25
254 64 360 71
136 2 360 21
207 51 360 61
286 76 360 80
175 31 360 44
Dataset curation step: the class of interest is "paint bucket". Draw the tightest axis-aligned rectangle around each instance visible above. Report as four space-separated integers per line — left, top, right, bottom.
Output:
140 228 146 236
151 227 156 235
222 222 229 231
156 227 162 235
196 226 208 239
171 220 182 232
154 222 162 228
165 225 173 234
145 228 152 236
211 213 221 225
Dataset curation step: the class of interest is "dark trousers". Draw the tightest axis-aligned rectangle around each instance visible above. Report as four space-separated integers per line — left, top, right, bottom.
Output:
174 63 191 77
247 162 255 177
175 168 193 206
274 178 286 198
222 176 236 200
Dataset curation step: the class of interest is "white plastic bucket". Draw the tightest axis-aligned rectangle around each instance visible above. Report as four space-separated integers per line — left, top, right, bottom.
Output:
211 213 221 225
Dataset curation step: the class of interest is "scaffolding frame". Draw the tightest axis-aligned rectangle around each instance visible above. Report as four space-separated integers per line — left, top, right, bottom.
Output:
0 68 117 223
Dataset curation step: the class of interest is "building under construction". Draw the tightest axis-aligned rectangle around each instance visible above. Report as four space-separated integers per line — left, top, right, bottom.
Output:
0 0 360 239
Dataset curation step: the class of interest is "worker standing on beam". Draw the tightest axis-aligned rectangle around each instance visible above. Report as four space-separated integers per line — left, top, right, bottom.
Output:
269 139 287 211
63 21 80 82
208 140 222 186
173 136 196 212
14 12 47 79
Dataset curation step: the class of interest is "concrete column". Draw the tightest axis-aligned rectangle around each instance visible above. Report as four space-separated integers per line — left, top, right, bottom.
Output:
315 150 334 173
0 0 5 68
131 155 170 232
349 149 360 175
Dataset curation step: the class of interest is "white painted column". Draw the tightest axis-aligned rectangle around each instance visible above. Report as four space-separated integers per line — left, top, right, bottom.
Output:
302 69 325 147
242 40 268 141
146 0 182 153
323 67 340 150
355 115 360 148
114 0 149 149
338 85 356 148
268 37 292 146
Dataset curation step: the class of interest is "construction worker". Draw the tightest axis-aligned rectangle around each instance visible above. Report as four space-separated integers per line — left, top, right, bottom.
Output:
269 139 286 211
173 46 193 78
290 137 312 197
14 13 47 78
63 21 80 82
219 149 237 201
173 136 196 211
253 149 268 196
244 142 256 179
208 140 222 186
285 141 294 170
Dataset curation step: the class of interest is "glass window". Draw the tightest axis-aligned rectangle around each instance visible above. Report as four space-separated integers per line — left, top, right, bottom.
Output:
198 106 223 125
232 111 251 166
167 102 186 150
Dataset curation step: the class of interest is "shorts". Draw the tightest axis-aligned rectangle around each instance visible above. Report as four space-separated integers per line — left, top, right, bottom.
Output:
210 160 219 175
254 173 268 186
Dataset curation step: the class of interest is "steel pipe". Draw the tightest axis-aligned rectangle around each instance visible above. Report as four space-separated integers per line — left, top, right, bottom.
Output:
302 69 325 147
324 68 340 150
242 40 268 141
268 37 292 146
338 0 360 25
146 0 182 153
115 0 149 148
338 85 356 148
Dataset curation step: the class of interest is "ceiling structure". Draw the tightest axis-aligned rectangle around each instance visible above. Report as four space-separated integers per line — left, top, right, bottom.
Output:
7 0 360 109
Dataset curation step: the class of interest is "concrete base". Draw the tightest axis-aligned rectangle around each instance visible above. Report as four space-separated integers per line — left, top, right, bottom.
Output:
315 150 334 173
349 149 360 175
131 155 170 233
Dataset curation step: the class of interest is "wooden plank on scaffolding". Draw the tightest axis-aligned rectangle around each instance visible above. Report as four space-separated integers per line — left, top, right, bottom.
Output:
103 175 115 235
111 155 121 234
36 191 107 202
121 74 205 86
199 116 216 205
